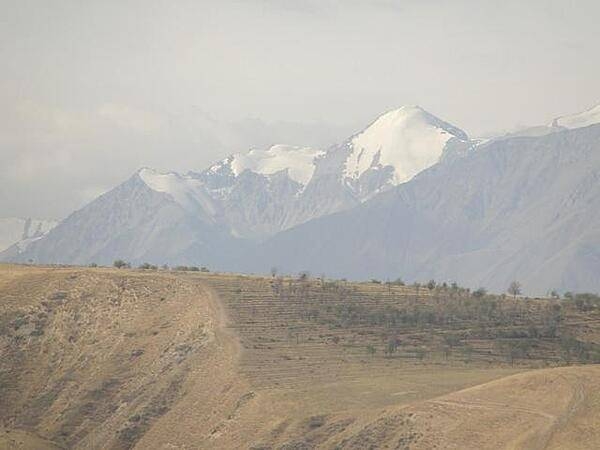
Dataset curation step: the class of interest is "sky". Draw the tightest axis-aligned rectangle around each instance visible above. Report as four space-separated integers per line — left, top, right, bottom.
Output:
2 0 600 219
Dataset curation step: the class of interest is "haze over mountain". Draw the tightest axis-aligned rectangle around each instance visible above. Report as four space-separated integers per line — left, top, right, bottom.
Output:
0 218 57 255
4 106 468 263
4 104 600 295
253 123 600 295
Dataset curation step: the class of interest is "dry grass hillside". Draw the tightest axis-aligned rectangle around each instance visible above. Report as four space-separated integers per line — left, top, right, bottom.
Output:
0 264 250 449
1 264 599 449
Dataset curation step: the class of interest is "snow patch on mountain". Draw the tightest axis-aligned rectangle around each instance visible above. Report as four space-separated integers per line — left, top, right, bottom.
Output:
0 218 58 253
344 105 468 185
227 145 324 186
0 219 27 251
552 104 600 129
138 168 217 216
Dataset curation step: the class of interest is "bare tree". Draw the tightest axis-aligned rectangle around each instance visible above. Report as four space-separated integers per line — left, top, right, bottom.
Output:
508 281 522 299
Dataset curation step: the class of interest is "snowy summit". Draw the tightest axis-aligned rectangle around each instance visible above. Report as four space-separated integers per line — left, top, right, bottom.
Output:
343 105 469 185
222 145 324 186
551 103 600 130
138 168 217 216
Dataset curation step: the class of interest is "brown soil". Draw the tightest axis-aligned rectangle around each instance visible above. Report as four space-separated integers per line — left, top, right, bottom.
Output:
1 265 599 449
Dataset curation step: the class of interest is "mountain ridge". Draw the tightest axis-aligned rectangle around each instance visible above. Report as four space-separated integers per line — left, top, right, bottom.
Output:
248 124 600 295
4 104 600 295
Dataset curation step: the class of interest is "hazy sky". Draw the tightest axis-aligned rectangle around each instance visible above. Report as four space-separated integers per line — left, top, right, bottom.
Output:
2 0 600 219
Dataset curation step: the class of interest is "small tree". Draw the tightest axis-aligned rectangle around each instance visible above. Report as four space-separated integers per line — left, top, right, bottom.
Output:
366 345 376 357
384 337 399 358
442 345 451 360
472 287 487 298
508 281 522 299
114 259 129 269
270 267 278 278
462 344 474 364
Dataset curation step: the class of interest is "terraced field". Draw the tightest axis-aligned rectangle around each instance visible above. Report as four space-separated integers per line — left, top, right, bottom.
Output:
204 273 600 389
1 265 600 449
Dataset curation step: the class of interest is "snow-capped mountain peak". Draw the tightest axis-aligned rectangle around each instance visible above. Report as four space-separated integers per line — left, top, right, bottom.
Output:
137 168 217 216
343 105 469 185
225 144 325 186
551 103 600 129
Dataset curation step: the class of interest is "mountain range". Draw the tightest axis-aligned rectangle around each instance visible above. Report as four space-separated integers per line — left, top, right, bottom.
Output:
3 104 600 295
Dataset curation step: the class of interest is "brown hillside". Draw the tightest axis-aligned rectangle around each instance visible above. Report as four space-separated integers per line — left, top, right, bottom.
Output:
1 265 599 449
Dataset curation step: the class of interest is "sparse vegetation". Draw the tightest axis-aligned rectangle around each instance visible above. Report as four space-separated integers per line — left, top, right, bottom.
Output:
366 344 376 357
2 265 600 449
508 280 522 298
209 272 600 372
174 265 200 272
473 287 487 298
113 259 130 269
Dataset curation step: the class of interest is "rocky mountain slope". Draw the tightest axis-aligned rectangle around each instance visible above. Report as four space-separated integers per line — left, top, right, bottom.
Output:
6 105 470 265
4 172 244 266
251 123 600 295
4 104 600 295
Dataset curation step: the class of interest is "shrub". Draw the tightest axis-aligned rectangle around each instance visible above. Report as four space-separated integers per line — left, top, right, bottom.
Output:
472 287 487 298
113 259 130 269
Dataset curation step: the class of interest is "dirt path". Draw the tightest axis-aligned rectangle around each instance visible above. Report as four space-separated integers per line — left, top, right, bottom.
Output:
203 282 243 366
529 376 586 450
430 398 558 420
132 278 260 449
411 367 598 450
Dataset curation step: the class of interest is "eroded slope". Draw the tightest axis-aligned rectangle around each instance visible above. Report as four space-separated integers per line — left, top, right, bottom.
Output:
0 265 249 449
